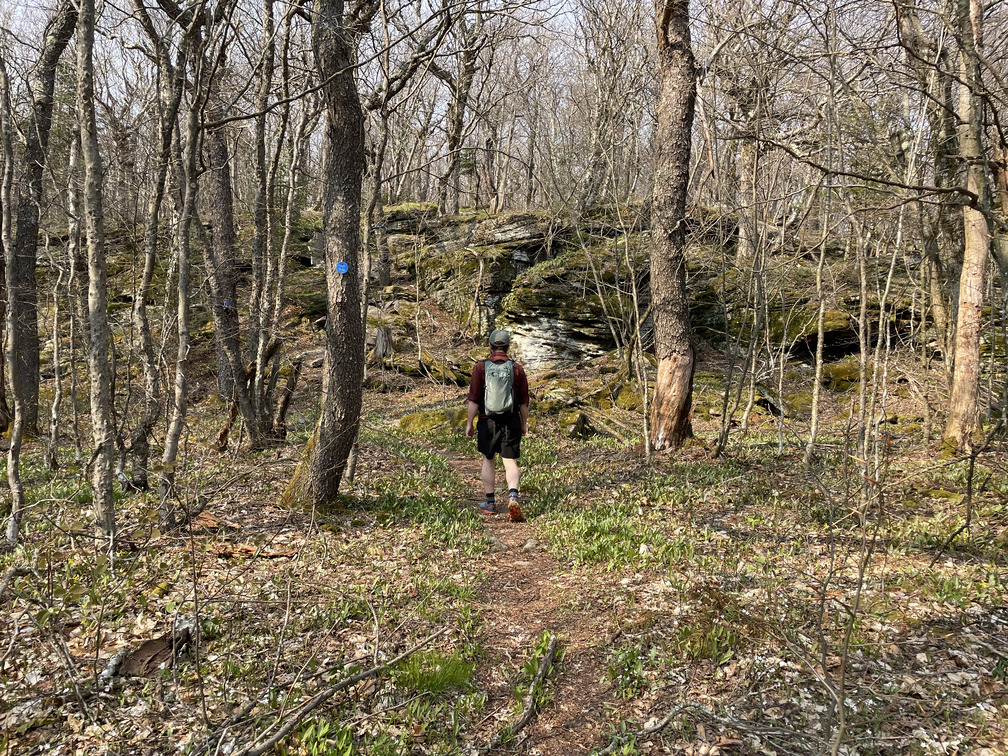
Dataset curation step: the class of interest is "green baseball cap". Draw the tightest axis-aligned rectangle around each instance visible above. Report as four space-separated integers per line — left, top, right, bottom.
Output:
489 329 511 348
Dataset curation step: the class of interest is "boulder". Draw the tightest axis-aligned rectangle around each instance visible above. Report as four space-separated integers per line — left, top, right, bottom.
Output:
497 246 647 369
614 382 644 412
558 409 594 438
820 356 865 392
533 379 579 413
399 407 468 434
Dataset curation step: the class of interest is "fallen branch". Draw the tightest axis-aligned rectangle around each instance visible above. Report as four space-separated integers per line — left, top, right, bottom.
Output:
0 566 33 603
596 702 704 755
596 699 822 756
97 648 130 691
488 632 558 750
199 653 375 755
230 628 447 756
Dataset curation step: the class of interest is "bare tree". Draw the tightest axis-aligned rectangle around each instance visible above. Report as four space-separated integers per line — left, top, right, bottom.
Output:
281 0 370 508
943 0 991 452
648 0 696 451
9 0 77 436
435 7 486 214
127 0 190 490
77 0 117 537
0 49 25 545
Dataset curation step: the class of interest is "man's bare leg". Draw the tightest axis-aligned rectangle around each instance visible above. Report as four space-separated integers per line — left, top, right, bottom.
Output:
502 457 524 521
502 457 520 492
481 455 496 496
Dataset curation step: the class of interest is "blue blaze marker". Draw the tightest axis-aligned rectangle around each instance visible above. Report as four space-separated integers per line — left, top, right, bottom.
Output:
336 261 349 275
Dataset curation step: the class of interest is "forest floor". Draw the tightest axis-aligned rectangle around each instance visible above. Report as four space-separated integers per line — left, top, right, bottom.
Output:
2 281 1008 756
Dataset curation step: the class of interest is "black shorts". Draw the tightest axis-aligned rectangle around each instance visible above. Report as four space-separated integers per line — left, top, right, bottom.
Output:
477 414 522 460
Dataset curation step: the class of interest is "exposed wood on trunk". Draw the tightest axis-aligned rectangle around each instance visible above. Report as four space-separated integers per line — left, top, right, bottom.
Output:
648 0 696 452
943 0 990 453
215 339 282 451
272 358 303 440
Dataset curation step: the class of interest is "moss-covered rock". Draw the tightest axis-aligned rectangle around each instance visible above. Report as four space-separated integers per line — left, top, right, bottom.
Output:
419 350 469 386
820 356 865 392
497 244 648 367
399 407 468 434
558 409 593 438
614 383 644 412
785 390 814 414
584 386 615 411
533 379 579 413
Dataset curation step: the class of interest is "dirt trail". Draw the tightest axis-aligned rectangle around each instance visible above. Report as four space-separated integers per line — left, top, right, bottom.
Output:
445 452 617 755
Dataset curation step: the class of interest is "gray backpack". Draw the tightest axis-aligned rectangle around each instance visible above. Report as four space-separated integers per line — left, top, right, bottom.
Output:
484 360 514 415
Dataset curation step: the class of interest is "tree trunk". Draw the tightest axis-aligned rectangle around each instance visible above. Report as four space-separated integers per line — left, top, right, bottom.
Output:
281 0 364 508
45 267 65 472
10 0 78 436
77 0 117 537
943 0 989 453
0 56 11 436
437 24 481 216
272 103 312 342
160 85 202 516
249 0 277 435
203 117 262 446
0 52 25 544
129 2 188 488
203 115 242 391
648 0 696 452
735 135 758 266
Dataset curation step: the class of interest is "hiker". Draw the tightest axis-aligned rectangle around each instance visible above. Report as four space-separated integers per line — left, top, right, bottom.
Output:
465 329 530 522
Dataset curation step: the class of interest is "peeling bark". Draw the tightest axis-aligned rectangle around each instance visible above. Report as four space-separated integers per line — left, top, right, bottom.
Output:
648 0 696 452
943 0 990 453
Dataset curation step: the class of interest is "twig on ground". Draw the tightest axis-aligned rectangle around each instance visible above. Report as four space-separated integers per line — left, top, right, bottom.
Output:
596 702 703 756
596 698 822 756
488 632 558 750
268 579 294 690
0 565 33 603
97 648 130 691
0 610 24 667
229 628 447 756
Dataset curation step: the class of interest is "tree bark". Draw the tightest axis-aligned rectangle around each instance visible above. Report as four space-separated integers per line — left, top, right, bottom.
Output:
943 0 989 453
249 0 277 430
281 0 365 508
436 17 482 215
648 0 696 452
203 115 261 445
160 81 202 515
204 120 242 398
129 0 189 489
0 52 25 544
10 0 78 436
78 0 117 537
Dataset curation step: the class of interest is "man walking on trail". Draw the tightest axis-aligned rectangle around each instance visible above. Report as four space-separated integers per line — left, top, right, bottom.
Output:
465 329 530 522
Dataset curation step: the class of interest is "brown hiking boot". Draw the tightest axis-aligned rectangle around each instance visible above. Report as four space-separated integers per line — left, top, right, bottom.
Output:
508 501 525 523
